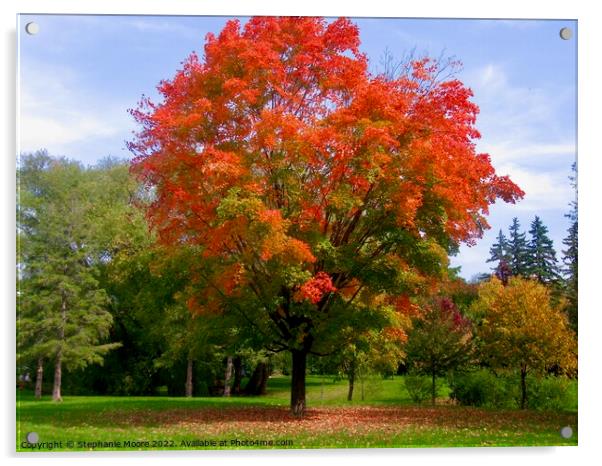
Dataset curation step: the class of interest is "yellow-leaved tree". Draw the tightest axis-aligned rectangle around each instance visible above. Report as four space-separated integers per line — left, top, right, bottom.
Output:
473 277 576 409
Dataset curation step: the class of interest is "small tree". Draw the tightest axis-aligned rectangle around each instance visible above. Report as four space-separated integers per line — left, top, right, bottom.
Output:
405 297 473 405
336 327 406 402
473 277 576 409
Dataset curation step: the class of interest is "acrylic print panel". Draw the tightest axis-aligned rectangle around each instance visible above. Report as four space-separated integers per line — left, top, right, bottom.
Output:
16 14 577 452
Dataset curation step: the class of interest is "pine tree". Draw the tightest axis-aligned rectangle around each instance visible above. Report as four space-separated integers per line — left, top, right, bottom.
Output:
527 216 561 285
17 152 120 401
487 229 511 284
562 163 578 331
487 230 511 283
487 229 510 266
507 217 530 277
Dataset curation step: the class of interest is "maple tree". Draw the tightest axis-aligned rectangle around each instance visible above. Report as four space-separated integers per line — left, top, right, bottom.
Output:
405 297 473 405
129 17 523 416
472 277 576 409
326 309 408 401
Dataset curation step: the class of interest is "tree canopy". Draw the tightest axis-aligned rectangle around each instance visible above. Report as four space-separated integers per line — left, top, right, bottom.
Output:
17 152 122 400
128 17 523 416
472 276 576 408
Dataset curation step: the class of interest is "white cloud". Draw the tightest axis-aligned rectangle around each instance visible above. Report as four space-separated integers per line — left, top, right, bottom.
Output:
495 163 574 212
468 64 575 211
20 112 117 150
18 59 131 159
477 63 505 88
126 18 198 36
450 62 575 278
475 20 542 31
470 63 567 139
478 142 575 164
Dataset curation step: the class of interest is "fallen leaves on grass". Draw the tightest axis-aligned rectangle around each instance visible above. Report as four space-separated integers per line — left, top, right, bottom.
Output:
92 405 576 439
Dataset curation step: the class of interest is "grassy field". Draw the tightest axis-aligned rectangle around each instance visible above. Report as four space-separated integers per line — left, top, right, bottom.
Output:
16 375 577 451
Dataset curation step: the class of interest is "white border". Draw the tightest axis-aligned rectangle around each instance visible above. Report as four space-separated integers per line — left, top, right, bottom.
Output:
3 1 600 466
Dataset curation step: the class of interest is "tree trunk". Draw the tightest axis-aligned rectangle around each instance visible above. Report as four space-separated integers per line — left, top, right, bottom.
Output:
360 367 365 401
258 362 269 395
53 292 66 402
320 376 324 403
520 365 528 409
34 357 43 400
431 370 436 406
244 361 269 395
291 350 307 417
347 359 355 401
223 356 233 397
185 357 193 398
52 353 62 402
232 356 243 395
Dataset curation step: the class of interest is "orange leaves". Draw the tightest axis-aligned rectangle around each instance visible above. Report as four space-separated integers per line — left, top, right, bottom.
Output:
221 262 246 295
253 108 304 154
286 239 316 264
256 209 316 264
129 16 524 327
259 234 315 264
382 326 408 343
389 295 421 318
258 208 283 225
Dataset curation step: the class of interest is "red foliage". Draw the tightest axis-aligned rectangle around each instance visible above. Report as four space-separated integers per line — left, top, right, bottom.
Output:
128 16 523 311
433 296 471 331
295 272 337 304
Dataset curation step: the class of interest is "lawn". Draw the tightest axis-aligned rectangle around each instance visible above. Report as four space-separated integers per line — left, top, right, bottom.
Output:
16 375 577 451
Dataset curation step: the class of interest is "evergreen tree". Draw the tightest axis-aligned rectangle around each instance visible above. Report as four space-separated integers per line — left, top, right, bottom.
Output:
487 229 510 266
527 216 561 285
507 217 530 277
17 152 120 401
487 229 511 284
562 163 578 331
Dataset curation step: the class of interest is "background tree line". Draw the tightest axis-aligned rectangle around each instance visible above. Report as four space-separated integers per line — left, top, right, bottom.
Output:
485 163 578 333
16 151 577 410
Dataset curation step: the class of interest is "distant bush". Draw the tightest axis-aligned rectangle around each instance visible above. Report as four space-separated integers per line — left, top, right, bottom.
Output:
404 375 433 404
448 369 516 408
449 369 574 410
196 380 210 397
526 376 573 411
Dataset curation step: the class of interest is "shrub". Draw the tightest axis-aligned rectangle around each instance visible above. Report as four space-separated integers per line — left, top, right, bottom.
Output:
449 370 574 410
195 380 210 397
448 369 516 408
526 376 572 411
404 375 434 404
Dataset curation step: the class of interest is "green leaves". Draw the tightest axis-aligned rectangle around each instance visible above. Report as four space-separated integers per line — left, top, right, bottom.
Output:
17 153 131 385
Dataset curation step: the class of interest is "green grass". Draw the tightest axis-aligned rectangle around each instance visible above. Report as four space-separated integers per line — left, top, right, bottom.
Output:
16 375 577 451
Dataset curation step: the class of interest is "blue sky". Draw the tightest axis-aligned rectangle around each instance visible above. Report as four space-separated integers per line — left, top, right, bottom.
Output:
17 15 577 280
